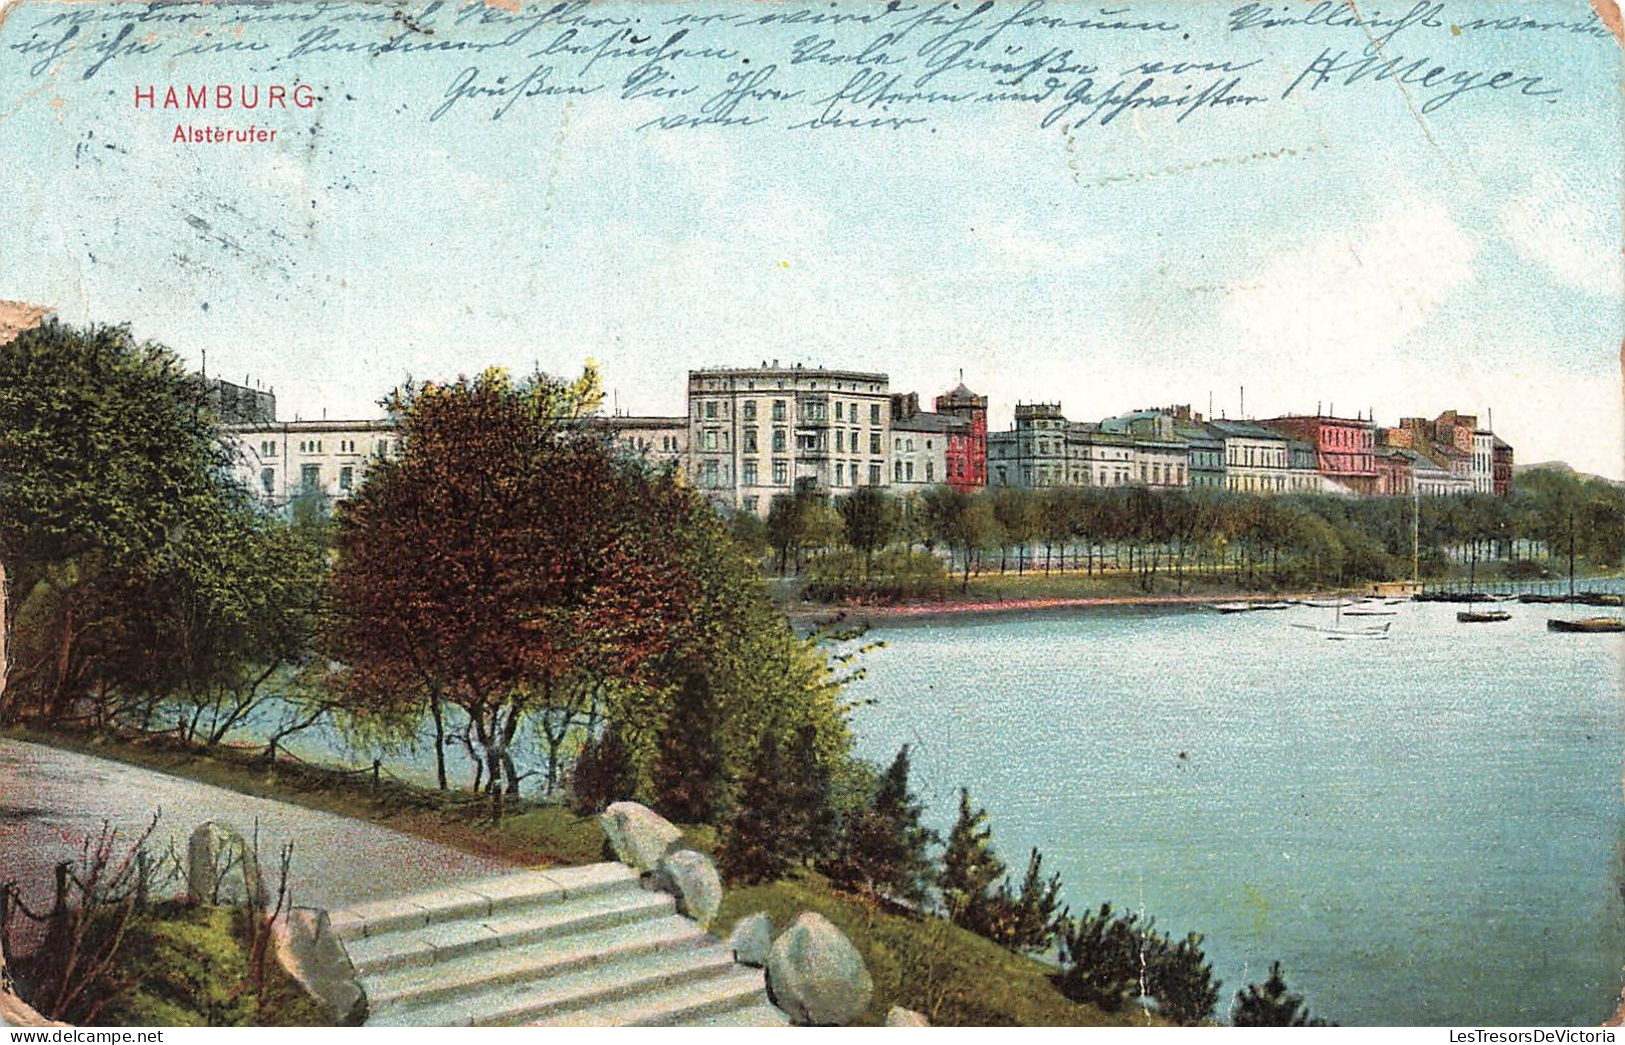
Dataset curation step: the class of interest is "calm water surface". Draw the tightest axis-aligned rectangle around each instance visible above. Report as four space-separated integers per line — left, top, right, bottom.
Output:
848 598 1625 1026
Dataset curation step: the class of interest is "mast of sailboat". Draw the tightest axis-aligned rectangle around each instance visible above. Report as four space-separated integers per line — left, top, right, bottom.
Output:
1568 508 1576 603
1411 477 1420 589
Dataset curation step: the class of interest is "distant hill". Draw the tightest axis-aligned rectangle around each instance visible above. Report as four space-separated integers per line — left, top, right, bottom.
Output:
1516 461 1624 485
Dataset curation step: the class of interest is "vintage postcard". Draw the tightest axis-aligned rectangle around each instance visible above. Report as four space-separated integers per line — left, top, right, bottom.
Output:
0 0 1621 1031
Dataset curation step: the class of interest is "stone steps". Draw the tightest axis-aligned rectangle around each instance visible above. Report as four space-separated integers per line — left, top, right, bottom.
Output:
530 967 785 1027
363 915 707 1011
322 863 783 1028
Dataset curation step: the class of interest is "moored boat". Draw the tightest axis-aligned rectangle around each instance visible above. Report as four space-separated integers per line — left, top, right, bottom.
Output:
1457 610 1511 623
1546 617 1625 633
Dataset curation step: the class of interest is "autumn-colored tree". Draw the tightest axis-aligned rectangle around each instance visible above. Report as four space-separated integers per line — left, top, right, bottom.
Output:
324 366 703 822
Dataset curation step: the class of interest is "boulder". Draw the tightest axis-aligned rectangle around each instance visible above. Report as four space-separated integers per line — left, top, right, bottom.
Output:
187 820 266 907
886 1006 930 1027
727 911 773 967
273 908 366 1025
599 802 682 873
766 911 874 1026
655 849 722 930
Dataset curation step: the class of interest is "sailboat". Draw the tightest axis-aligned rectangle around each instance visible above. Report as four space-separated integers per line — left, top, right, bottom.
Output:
1291 597 1393 639
1546 511 1624 633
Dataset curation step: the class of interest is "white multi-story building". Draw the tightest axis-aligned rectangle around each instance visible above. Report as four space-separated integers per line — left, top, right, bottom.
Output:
1472 430 1495 495
1207 420 1290 494
687 364 891 515
889 393 954 490
591 415 689 471
227 418 399 508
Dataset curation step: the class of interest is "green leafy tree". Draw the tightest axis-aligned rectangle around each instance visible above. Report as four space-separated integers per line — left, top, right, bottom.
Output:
1232 961 1330 1027
0 320 239 724
839 487 898 577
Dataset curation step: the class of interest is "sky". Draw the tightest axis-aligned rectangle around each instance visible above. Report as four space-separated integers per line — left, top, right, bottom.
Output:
0 0 1621 475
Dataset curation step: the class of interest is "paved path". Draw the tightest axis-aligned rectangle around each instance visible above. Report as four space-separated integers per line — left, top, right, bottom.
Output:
0 738 511 955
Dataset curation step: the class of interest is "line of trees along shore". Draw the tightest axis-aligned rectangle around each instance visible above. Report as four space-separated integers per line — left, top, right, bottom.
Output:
735 467 1622 598
0 319 1568 1026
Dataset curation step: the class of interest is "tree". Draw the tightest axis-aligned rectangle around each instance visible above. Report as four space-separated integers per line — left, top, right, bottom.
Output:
325 366 700 822
570 723 637 814
999 847 1067 954
1232 961 1329 1027
839 487 898 577
651 665 725 823
937 789 1006 935
1058 902 1152 1012
765 493 805 576
825 744 938 906
1148 931 1219 1026
717 725 834 884
924 488 995 592
990 488 1036 573
0 320 239 724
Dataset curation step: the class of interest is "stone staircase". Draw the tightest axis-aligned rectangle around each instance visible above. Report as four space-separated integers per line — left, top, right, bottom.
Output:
325 863 787 1027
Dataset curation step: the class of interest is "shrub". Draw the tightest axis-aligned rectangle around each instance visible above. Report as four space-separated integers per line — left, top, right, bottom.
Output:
803 549 950 603
1147 931 1219 1026
569 726 636 814
1232 961 1330 1027
1057 902 1152 1012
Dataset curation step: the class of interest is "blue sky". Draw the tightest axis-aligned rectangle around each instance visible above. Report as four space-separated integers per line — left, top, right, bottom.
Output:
1 0 1620 475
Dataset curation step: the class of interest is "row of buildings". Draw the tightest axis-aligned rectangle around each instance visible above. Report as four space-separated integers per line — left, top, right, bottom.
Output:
215 363 1513 516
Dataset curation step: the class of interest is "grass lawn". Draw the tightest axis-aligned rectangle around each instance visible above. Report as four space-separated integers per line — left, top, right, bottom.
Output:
9 903 328 1027
715 874 1163 1027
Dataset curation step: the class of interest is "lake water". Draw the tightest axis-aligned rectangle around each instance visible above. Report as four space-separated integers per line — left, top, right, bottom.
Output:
847 597 1625 1026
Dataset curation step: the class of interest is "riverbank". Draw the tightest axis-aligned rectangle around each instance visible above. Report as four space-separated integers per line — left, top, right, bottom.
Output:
789 588 1357 625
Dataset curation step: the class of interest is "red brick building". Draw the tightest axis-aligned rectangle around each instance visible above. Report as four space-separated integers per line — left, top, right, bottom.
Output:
1492 437 1514 497
934 381 988 492
1257 414 1379 495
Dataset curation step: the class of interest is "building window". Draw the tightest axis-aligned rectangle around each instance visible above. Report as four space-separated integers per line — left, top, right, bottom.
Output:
743 401 757 421
339 466 354 492
744 428 758 453
704 430 718 451
923 462 931 482
704 459 719 486
772 400 786 422
835 463 845 486
870 403 880 425
743 496 758 513
704 401 718 420
895 460 904 481
260 468 275 495
869 463 882 486
835 402 844 421
743 461 758 485
772 460 787 484
772 429 787 452
300 464 320 494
